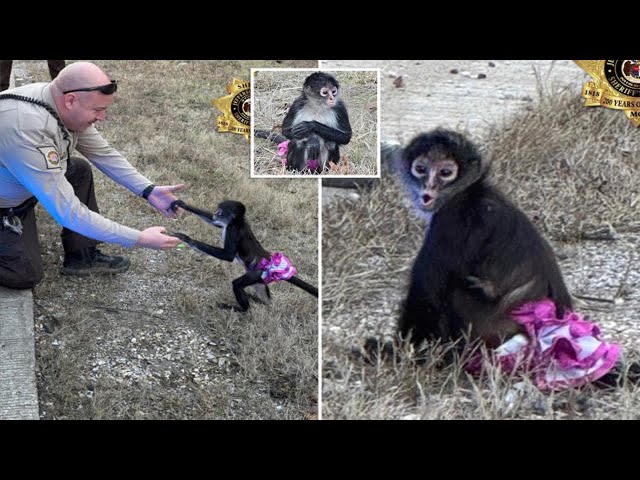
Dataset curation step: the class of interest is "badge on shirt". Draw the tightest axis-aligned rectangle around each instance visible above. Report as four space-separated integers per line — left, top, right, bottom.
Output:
37 146 62 170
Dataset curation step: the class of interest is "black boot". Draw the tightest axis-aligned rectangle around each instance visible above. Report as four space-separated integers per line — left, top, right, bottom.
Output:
61 246 130 276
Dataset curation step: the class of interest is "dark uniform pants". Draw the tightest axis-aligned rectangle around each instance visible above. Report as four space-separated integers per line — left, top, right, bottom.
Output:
0 60 65 91
0 157 100 289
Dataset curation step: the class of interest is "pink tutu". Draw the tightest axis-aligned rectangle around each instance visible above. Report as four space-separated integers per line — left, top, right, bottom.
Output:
277 140 289 166
277 140 289 157
466 299 620 390
257 252 297 284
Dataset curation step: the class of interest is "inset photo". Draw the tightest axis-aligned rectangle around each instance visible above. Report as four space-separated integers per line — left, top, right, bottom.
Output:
251 68 379 177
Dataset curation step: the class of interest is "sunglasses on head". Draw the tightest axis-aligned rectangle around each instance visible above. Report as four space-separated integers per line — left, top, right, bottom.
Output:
63 80 117 95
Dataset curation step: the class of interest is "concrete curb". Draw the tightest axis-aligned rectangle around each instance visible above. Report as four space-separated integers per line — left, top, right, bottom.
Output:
0 287 39 420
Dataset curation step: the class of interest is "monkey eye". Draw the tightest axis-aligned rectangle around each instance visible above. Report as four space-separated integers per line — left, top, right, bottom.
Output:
439 168 455 180
412 163 428 177
320 88 328 96
331 88 338 96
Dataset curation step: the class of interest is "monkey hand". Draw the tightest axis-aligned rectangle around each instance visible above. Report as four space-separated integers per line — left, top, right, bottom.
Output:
169 199 186 214
169 231 193 244
136 227 182 250
291 121 313 138
146 184 187 219
464 275 498 300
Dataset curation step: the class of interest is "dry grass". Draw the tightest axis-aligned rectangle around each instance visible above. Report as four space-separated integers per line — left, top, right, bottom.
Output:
252 69 378 176
18 59 320 419
325 342 640 419
485 86 640 241
322 85 640 420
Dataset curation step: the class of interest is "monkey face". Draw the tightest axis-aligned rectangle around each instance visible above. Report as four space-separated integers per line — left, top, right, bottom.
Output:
214 200 246 227
320 83 339 107
396 129 484 219
212 209 229 228
303 72 340 108
410 155 459 211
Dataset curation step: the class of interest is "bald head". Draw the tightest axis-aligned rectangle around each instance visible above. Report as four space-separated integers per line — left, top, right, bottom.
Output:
50 62 116 132
52 62 111 94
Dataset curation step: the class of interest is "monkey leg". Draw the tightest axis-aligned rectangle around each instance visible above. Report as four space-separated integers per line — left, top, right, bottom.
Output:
305 135 321 164
217 270 264 312
464 275 498 300
594 361 640 389
286 141 307 171
397 298 443 348
286 136 325 172
328 145 340 166
358 335 398 365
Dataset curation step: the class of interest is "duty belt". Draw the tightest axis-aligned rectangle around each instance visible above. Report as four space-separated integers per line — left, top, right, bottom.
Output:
0 196 38 235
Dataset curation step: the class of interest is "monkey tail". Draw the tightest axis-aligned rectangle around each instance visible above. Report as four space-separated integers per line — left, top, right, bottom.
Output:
255 129 288 144
286 276 318 297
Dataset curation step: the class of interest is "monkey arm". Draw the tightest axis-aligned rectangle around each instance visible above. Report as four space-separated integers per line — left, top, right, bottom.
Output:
173 231 237 262
310 104 352 144
290 121 314 138
306 121 351 145
282 98 306 139
171 200 216 225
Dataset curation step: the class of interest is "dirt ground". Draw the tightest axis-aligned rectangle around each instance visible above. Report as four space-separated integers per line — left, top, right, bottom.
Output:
320 60 588 141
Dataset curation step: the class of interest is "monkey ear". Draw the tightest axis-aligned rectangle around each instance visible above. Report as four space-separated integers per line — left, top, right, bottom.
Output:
236 203 246 219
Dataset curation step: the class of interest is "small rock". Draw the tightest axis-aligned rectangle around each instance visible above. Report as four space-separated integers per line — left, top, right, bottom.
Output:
488 61 496 67
530 397 549 415
401 414 421 420
450 69 459 74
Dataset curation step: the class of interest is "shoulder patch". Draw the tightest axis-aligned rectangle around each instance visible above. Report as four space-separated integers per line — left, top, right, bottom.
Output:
37 146 62 170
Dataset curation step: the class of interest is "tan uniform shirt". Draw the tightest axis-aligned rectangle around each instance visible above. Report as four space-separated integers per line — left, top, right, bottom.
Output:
0 83 151 247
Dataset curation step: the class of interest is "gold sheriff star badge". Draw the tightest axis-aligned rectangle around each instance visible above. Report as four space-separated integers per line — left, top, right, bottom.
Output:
212 78 251 140
575 60 640 128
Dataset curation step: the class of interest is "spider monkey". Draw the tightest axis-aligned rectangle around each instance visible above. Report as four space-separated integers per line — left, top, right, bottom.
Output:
367 129 640 388
255 71 352 173
391 129 573 351
170 199 318 312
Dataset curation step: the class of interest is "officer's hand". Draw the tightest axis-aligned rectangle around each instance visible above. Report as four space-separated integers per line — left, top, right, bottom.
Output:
147 184 187 219
136 227 182 250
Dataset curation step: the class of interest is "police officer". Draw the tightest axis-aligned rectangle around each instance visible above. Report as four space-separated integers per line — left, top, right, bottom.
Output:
0 61 183 289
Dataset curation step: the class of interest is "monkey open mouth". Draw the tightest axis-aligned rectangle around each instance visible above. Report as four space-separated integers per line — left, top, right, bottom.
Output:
422 193 436 209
